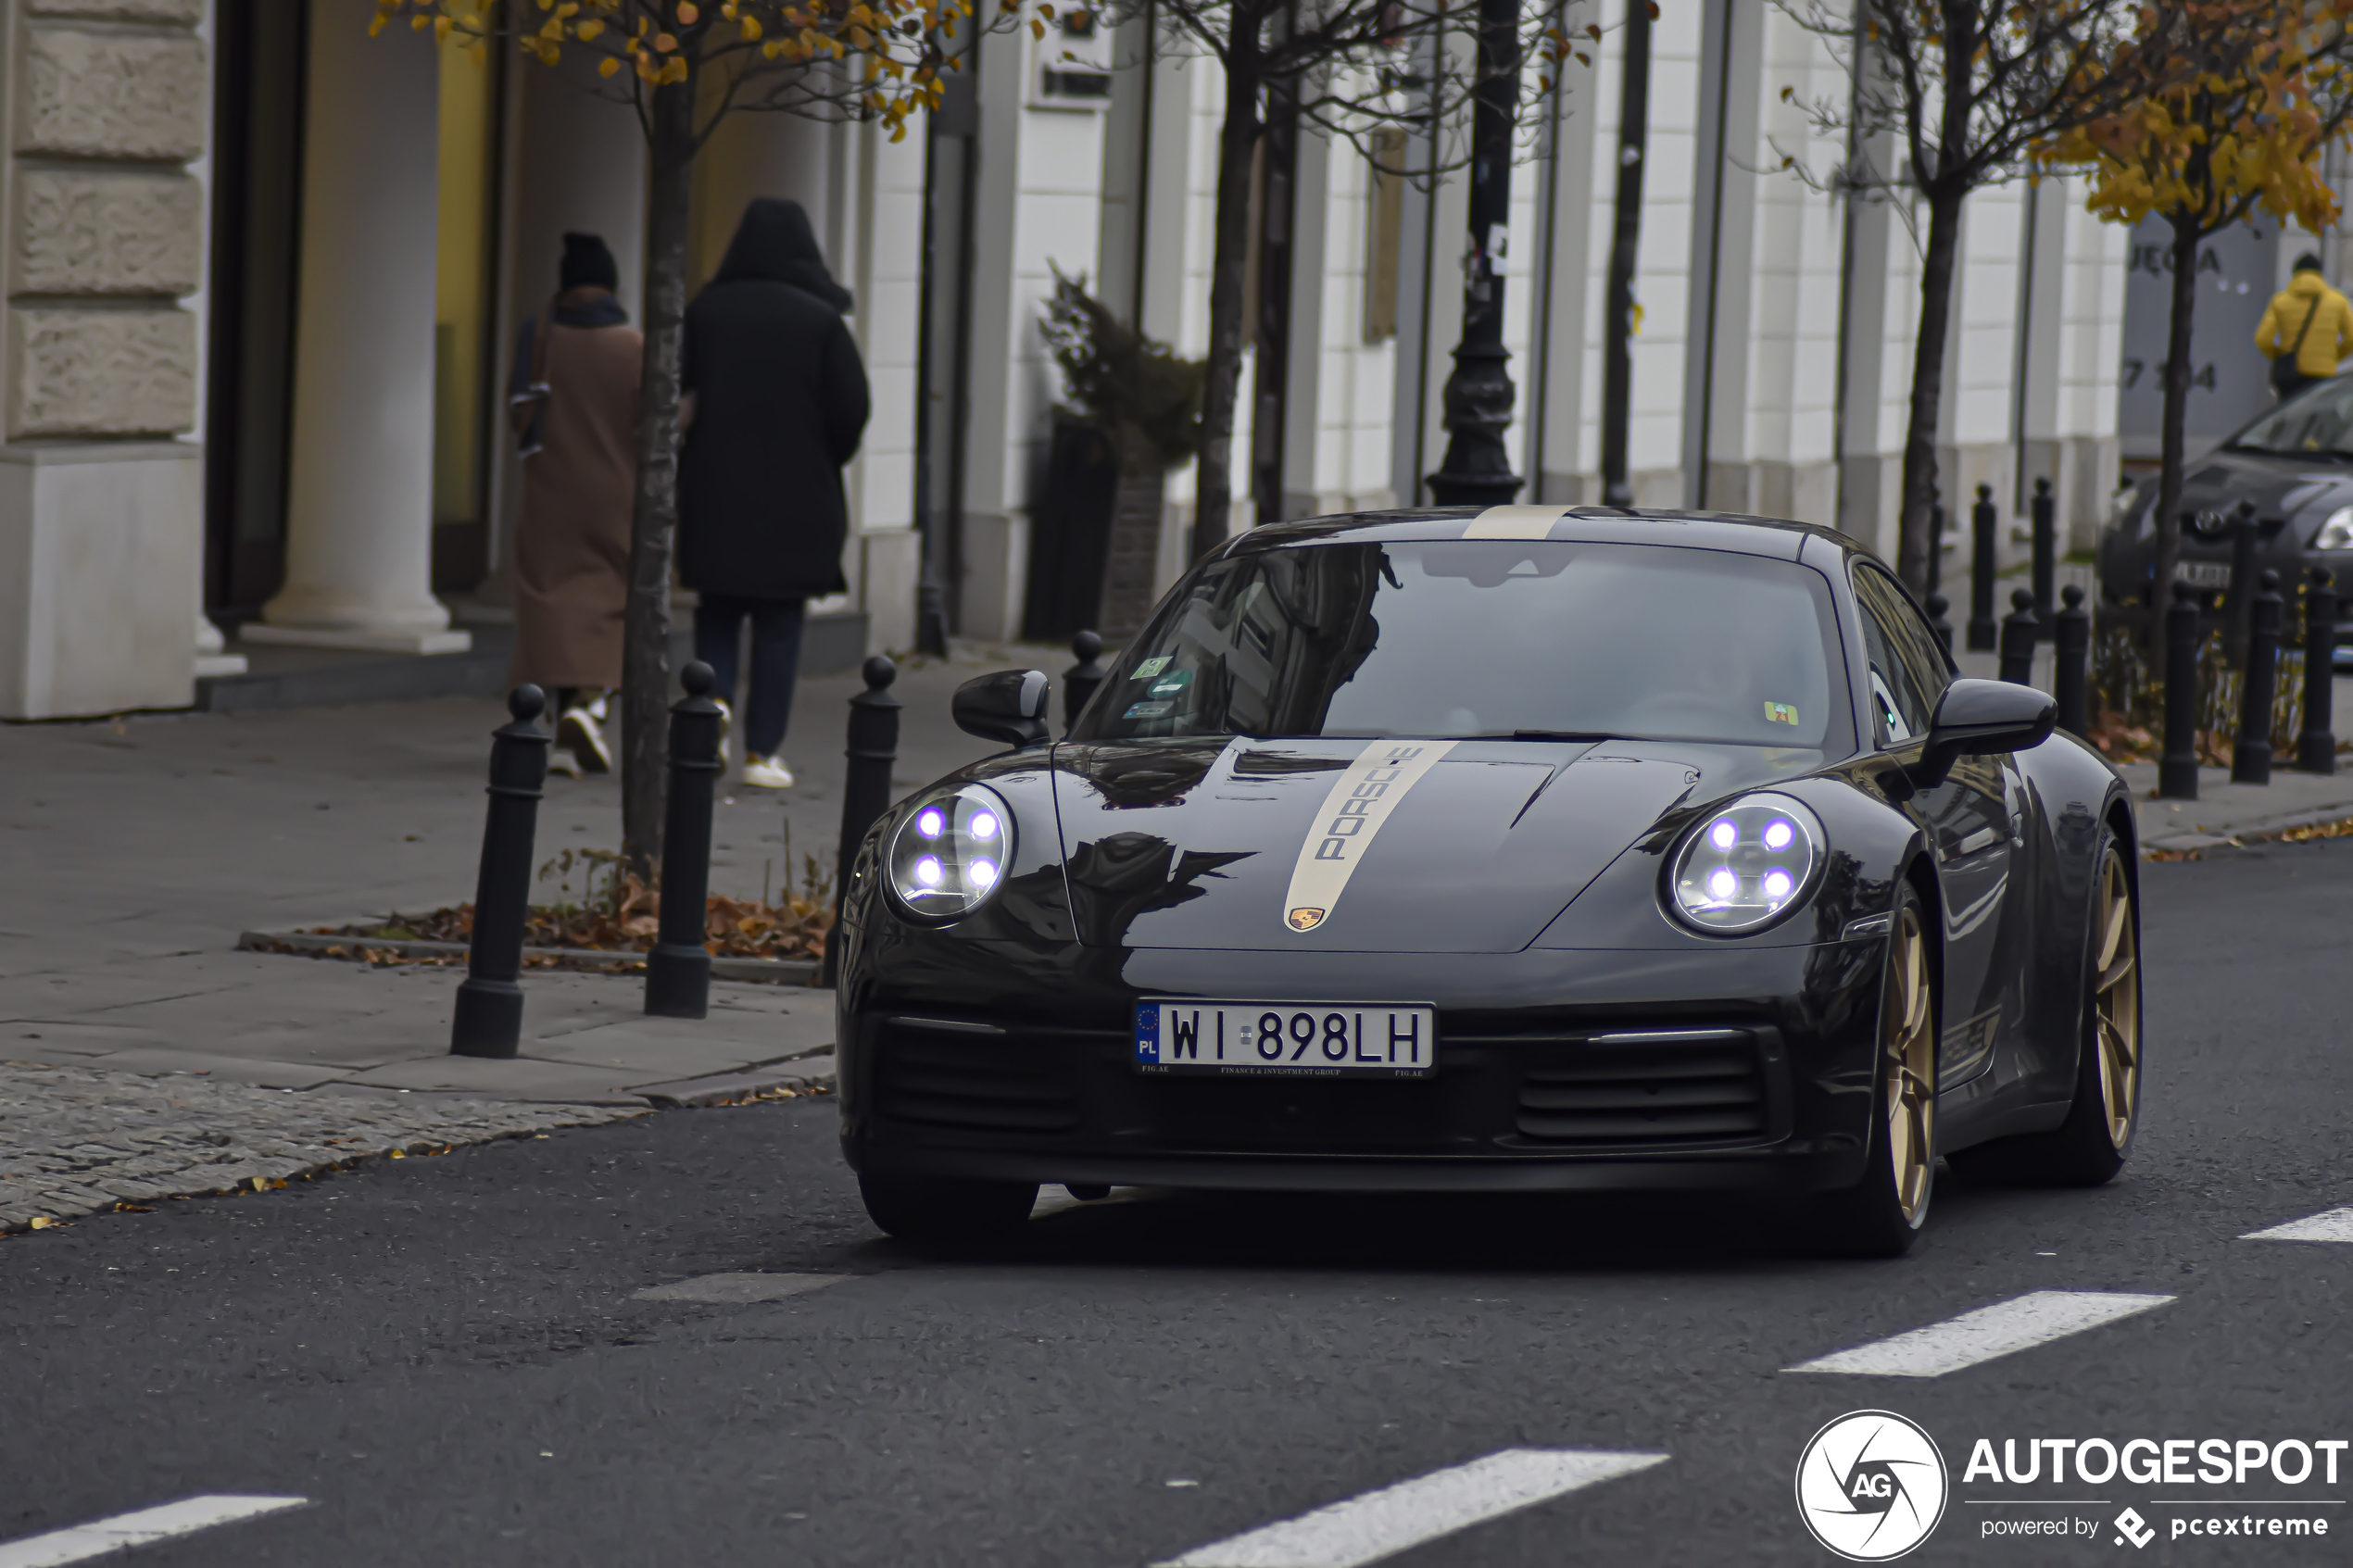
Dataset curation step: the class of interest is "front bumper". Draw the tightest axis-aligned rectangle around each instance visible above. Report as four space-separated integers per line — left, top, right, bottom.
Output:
836 939 1888 1196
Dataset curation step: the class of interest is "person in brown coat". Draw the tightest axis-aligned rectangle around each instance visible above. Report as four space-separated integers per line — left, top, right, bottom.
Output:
508 232 642 775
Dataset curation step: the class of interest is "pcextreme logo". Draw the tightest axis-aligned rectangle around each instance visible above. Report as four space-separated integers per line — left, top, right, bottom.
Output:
1795 1410 1951 1562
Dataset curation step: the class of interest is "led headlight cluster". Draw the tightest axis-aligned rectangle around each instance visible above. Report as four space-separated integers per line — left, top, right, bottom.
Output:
886 784 1015 921
1667 792 1824 935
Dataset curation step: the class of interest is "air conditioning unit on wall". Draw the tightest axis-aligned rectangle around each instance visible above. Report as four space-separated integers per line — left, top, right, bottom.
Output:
1031 7 1113 109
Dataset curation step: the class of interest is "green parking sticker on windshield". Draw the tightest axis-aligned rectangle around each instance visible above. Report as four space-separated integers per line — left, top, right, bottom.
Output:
1149 670 1193 697
1765 702 1799 725
1130 656 1171 680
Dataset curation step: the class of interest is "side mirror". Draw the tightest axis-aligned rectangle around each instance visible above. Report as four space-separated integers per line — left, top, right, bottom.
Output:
1910 677 2056 789
952 669 1052 748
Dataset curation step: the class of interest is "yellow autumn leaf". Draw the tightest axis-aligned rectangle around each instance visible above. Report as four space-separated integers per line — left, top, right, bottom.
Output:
28 1216 57 1230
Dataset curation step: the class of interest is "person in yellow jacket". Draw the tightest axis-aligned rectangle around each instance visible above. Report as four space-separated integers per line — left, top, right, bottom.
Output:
2256 254 2353 399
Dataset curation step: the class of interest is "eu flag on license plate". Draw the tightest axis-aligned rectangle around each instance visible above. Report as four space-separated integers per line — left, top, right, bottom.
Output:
1134 1002 1159 1066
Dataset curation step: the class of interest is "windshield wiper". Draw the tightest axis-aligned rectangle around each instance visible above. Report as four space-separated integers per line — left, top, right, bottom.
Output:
1506 730 1618 741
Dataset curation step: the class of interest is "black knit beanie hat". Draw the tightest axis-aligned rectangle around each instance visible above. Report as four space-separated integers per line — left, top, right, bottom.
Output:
560 232 620 292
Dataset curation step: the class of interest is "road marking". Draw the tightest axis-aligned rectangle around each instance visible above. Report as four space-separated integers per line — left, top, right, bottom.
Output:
1153 1448 1667 1568
0 1496 307 1567
1785 1290 2174 1378
630 1272 849 1303
2241 1206 2353 1243
1030 1185 1150 1220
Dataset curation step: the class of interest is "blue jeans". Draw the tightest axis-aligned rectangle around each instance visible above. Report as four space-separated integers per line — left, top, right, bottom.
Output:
694 595 805 757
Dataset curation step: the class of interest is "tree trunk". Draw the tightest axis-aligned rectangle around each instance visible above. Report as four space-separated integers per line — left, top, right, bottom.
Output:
1895 187 1966 596
1191 40 1260 564
2150 210 2203 643
1098 421 1165 643
620 86 696 884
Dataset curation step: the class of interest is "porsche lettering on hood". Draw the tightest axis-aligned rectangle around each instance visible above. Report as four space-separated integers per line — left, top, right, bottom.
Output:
1282 741 1458 932
1051 737 1712 952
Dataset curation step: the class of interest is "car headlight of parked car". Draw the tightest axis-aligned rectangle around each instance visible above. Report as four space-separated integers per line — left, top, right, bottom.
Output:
886 783 1015 922
1665 792 1825 935
2108 483 2144 528
2313 506 2353 551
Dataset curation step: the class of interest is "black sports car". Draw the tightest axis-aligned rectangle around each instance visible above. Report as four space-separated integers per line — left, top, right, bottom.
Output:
834 508 2145 1257
2098 374 2353 662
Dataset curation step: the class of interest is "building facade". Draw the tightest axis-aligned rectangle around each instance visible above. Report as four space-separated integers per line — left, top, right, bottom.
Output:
0 0 2193 721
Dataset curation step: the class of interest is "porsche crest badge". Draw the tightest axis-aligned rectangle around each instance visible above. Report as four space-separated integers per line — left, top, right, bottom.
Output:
1287 907 1327 931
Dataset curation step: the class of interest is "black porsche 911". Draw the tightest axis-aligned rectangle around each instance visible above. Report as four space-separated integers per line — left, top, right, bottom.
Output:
833 507 2145 1257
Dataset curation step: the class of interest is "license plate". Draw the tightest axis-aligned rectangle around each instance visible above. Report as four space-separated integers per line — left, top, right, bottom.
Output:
2174 559 2231 588
1133 1001 1436 1078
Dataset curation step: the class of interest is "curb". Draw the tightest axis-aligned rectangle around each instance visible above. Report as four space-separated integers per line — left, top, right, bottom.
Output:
631 1053 837 1108
238 930 821 986
2142 806 2353 857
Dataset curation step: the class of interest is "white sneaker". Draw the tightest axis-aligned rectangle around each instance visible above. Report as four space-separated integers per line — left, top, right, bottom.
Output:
547 746 584 779
558 703 612 773
743 754 795 790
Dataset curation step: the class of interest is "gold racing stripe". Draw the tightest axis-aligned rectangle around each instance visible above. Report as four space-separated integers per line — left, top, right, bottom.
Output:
1281 741 1460 932
1461 505 1568 539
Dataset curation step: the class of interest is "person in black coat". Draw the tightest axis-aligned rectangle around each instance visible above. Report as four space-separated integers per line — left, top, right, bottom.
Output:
679 197 871 789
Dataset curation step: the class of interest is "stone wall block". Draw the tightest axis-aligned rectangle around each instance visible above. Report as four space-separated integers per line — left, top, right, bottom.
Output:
13 170 203 295
27 0 204 24
15 26 207 162
6 307 196 436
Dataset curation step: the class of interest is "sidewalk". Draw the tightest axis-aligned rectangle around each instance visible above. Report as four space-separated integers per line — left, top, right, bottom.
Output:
0 640 1032 1232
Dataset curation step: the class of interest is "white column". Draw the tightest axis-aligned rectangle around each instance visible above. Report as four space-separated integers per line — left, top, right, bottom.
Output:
254 6 464 653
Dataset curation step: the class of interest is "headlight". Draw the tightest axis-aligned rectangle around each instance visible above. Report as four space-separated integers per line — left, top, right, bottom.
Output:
886 783 1014 922
1666 793 1824 935
2314 506 2353 551
2108 483 2143 527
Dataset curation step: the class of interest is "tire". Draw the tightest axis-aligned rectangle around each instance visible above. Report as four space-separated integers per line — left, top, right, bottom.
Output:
1805 881 1938 1259
1950 832 2141 1187
858 1172 1038 1248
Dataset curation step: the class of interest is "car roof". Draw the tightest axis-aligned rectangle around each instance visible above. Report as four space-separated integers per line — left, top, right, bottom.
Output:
1222 507 1855 564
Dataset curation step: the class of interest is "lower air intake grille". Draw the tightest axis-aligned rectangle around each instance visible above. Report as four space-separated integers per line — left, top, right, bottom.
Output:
1515 1029 1768 1147
874 1033 1080 1134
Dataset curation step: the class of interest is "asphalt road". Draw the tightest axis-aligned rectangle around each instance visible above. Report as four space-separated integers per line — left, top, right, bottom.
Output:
6 840 2352 1567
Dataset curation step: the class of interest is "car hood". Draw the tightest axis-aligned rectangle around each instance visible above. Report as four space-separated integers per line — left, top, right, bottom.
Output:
1046 737 1825 952
2165 450 2353 536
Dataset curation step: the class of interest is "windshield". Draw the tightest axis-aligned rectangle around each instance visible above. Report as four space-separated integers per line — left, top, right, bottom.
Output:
2226 376 2353 457
1072 538 1853 751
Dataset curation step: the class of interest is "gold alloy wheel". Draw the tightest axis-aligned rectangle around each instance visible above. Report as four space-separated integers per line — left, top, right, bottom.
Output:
1882 906 1937 1224
2092 847 2142 1150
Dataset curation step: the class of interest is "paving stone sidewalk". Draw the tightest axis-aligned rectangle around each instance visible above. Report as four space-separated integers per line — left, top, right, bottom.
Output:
0 1059 649 1233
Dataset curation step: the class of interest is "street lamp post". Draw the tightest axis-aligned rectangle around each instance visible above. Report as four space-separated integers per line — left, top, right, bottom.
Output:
1425 0 1523 508
1598 0 1651 507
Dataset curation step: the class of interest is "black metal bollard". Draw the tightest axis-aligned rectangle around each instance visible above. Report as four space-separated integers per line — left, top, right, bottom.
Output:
2224 499 2260 669
645 661 724 1020
2300 568 2337 774
1063 630 1107 735
2232 570 2284 785
2159 581 2202 800
2054 584 2092 739
1924 592 1954 656
1968 483 2000 652
1925 485 1944 599
826 656 902 986
452 685 552 1059
2031 477 2057 621
1997 587 2041 686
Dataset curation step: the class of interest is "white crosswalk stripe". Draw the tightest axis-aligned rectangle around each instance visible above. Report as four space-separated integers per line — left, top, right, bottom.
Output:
1152 1449 1667 1568
2241 1206 2353 1243
1784 1290 2174 1378
0 1497 308 1568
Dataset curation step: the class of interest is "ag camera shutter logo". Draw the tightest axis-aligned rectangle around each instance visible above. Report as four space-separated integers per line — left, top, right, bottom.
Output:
1795 1411 1950 1561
